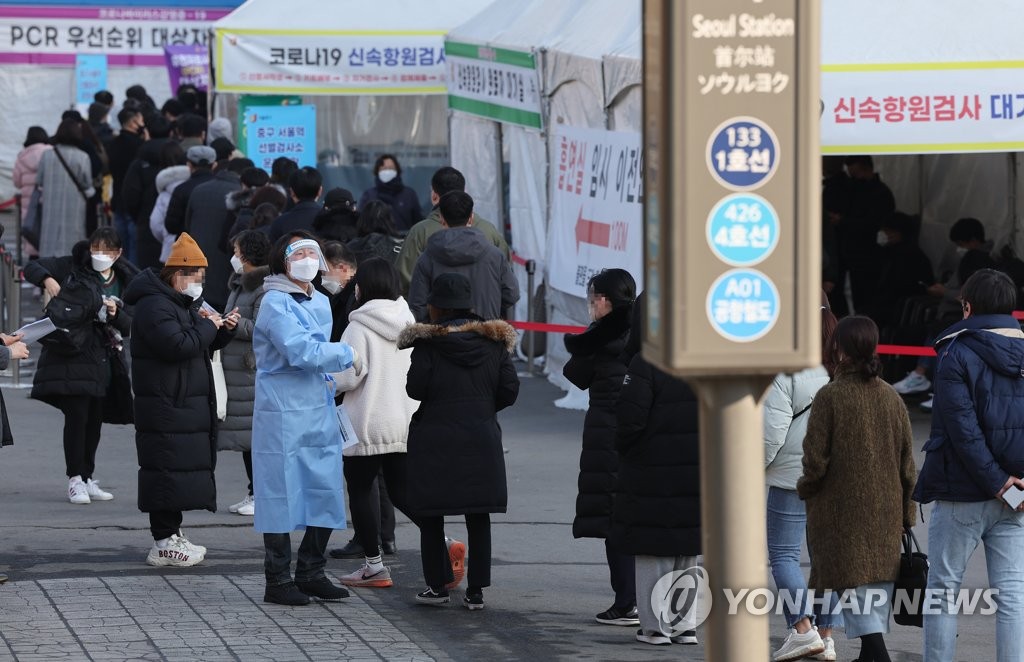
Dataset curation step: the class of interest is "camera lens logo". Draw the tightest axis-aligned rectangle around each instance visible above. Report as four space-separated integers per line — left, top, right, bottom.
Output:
652 566 712 633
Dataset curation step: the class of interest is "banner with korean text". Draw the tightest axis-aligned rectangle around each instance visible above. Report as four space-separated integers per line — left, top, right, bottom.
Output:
164 44 209 91
0 5 230 66
548 125 644 298
215 29 449 95
444 41 542 129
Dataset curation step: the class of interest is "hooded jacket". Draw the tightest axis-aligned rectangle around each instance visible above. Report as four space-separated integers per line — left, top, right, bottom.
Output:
398 317 519 516
408 226 519 322
125 268 234 513
151 166 190 263
396 207 509 291
183 171 240 311
217 266 270 452
563 305 631 539
251 275 355 533
763 366 831 490
331 297 417 457
121 137 171 270
914 314 1024 503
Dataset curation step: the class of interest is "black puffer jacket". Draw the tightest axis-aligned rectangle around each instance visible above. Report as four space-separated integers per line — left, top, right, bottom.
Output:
611 354 701 556
27 242 137 405
124 268 233 512
563 305 631 539
399 317 520 516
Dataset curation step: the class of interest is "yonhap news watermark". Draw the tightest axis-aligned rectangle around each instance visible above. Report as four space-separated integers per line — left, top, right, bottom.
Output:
653 567 999 632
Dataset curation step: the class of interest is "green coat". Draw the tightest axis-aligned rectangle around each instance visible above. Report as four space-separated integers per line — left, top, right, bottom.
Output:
395 207 509 292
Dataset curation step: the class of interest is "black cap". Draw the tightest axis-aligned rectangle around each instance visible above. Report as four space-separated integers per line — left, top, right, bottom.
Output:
428 273 472 310
323 187 355 210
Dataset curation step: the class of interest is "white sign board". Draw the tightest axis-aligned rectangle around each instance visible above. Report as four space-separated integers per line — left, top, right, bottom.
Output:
548 125 644 297
445 41 542 129
215 29 449 95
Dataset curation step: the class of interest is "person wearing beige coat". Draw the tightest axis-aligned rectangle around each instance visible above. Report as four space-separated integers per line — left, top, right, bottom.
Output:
798 316 917 662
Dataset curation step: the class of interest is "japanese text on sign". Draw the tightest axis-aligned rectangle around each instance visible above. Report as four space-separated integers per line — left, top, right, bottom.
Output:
690 11 794 96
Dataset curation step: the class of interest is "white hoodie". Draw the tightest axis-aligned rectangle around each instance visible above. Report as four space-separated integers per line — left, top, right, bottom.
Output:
151 165 191 263
332 296 417 457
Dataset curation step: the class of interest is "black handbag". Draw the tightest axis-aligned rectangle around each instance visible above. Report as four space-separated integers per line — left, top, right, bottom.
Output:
892 527 929 627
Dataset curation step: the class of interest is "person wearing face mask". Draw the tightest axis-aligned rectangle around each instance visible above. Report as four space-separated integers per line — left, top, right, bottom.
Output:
315 241 358 341
358 154 423 233
25 227 139 505
864 211 934 331
563 268 639 627
124 232 238 567
251 231 360 606
218 230 272 517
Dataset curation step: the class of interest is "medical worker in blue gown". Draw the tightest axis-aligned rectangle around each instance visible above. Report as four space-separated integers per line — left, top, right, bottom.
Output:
252 230 361 606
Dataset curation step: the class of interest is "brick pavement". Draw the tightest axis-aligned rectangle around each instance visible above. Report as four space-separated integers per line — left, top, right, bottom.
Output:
0 573 435 661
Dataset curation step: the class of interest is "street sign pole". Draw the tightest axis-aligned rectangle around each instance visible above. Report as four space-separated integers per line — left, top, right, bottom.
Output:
642 1 820 659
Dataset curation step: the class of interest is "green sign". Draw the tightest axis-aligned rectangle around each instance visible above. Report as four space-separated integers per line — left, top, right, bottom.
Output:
445 41 543 129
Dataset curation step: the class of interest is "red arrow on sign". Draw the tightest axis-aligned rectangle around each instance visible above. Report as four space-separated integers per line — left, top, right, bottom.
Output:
576 208 611 251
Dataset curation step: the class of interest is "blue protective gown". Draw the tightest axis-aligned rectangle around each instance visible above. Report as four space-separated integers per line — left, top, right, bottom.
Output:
251 279 354 533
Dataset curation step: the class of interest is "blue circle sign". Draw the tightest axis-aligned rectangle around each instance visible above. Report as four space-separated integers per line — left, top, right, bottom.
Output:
706 193 779 266
706 269 780 343
706 117 779 191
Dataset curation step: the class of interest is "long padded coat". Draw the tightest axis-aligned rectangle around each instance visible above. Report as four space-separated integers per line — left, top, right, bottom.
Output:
563 305 631 539
610 354 701 557
398 317 519 517
125 269 234 513
217 266 269 452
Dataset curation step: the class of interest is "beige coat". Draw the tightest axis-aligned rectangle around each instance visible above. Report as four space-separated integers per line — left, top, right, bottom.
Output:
797 368 917 591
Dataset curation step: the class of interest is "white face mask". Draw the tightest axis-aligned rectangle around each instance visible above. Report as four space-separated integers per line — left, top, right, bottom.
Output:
321 277 342 295
955 246 969 257
182 282 204 300
91 253 117 272
876 230 889 247
288 257 321 283
377 168 398 184
230 254 244 274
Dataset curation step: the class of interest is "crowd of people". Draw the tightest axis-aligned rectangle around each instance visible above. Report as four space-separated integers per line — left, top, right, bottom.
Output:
3 85 1022 660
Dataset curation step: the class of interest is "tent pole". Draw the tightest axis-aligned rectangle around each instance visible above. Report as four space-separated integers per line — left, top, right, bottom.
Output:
1010 152 1020 256
494 124 506 242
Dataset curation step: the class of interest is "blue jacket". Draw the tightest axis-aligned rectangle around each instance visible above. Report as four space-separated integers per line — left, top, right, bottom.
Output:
913 314 1024 504
251 275 355 533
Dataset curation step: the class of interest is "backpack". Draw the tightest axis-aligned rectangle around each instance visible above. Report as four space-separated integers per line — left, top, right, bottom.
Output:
39 273 102 356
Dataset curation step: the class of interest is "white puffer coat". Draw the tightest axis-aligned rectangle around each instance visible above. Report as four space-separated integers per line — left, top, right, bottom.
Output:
763 365 829 490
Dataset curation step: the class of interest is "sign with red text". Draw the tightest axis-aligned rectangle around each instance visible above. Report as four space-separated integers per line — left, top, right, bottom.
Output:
548 124 644 298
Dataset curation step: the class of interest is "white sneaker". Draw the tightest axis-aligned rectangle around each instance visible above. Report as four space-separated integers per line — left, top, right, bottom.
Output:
773 629 825 662
920 395 934 412
177 532 206 556
892 371 931 394
68 478 91 505
231 494 254 516
84 479 113 501
146 534 205 567
810 636 837 661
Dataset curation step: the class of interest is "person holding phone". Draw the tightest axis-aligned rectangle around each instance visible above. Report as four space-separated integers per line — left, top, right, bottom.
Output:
914 268 1024 662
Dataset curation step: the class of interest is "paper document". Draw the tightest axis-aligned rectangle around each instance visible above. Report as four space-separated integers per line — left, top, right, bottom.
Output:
335 404 360 450
14 318 57 344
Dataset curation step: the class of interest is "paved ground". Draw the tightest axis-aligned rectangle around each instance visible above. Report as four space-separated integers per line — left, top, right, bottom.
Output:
0 370 1000 661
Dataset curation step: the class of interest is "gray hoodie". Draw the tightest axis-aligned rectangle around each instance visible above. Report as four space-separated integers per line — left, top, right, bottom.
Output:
408 226 519 322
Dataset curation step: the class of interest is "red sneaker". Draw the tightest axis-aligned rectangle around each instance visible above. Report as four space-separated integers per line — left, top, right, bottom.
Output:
445 538 466 590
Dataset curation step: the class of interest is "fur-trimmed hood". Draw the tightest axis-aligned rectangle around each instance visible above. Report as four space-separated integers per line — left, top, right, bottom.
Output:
564 305 631 356
225 187 256 211
239 265 270 293
156 165 190 194
398 317 516 366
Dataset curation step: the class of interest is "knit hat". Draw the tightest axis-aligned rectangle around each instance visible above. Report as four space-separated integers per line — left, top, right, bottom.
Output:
428 273 473 309
165 232 208 267
187 145 216 166
208 117 232 143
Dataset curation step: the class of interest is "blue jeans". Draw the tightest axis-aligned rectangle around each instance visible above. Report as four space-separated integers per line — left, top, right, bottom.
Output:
924 500 1024 662
767 487 841 629
113 212 137 264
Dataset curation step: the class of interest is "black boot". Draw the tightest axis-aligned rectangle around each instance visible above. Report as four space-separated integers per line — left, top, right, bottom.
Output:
264 581 310 606
328 537 365 559
381 539 398 555
296 576 350 601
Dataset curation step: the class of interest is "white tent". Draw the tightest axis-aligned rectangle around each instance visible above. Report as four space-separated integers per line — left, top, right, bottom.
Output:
212 0 490 201
447 0 642 403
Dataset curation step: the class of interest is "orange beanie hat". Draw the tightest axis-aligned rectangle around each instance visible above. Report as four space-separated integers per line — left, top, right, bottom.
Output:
165 232 208 268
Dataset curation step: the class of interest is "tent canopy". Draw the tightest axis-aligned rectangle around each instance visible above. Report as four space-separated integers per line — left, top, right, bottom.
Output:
215 0 484 32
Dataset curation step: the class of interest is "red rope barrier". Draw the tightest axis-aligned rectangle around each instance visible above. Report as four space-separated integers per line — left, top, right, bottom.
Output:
0 196 18 211
509 252 529 267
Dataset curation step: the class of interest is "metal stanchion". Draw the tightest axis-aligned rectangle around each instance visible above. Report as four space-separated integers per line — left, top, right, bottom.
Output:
525 259 536 375
9 265 20 388
14 196 22 267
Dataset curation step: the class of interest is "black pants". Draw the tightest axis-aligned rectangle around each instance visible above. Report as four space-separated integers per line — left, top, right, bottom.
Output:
263 526 332 586
343 454 406 556
420 514 488 590
59 395 104 480
242 451 253 495
149 511 183 541
606 539 636 610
